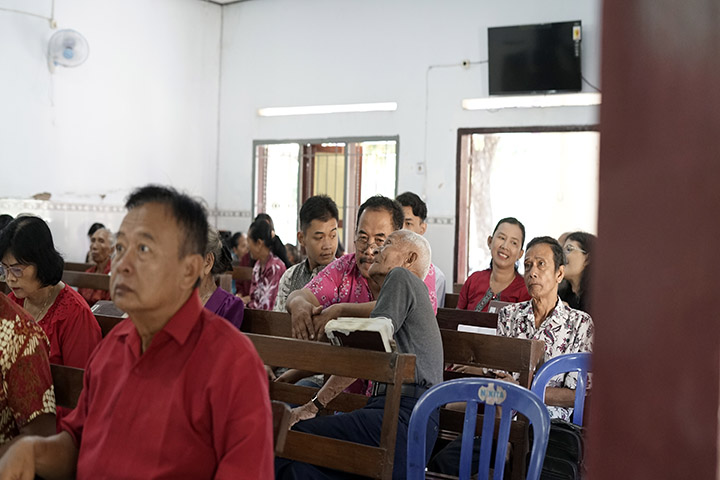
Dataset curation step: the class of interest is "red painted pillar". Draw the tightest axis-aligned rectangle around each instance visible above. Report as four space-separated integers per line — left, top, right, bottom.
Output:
588 1 720 478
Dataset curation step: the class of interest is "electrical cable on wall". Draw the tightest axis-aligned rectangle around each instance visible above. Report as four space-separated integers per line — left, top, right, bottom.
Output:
0 0 56 27
423 60 488 194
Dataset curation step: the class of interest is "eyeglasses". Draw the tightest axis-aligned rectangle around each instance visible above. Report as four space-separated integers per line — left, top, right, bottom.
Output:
563 244 586 255
0 263 28 280
355 236 385 252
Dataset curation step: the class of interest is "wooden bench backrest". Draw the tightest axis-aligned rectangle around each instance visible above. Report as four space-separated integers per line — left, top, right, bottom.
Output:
272 400 291 454
232 266 253 282
246 333 415 479
95 314 125 337
440 329 544 389
0 281 9 295
241 308 292 337
444 293 459 308
64 262 94 272
51 364 84 409
436 308 497 330
62 271 110 291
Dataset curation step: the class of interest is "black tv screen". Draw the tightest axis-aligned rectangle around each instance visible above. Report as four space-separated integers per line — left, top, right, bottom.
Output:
488 21 582 95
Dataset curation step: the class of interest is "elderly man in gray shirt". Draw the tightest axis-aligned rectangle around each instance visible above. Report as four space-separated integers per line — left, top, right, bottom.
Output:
275 229 443 480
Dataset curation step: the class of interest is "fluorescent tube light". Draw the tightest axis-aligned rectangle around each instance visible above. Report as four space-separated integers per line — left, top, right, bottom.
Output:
257 102 397 117
462 93 601 110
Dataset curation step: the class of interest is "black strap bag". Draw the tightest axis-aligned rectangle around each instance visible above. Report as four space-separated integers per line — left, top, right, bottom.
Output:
530 419 585 480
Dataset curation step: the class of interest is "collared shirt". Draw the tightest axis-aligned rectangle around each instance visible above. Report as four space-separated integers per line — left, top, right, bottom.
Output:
0 294 55 445
457 269 530 312
273 259 325 312
497 298 594 420
306 253 438 313
10 285 101 369
248 253 286 310
78 261 112 307
204 286 244 329
60 292 274 480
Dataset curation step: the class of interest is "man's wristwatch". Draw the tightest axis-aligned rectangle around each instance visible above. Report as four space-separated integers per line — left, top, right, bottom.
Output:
310 393 325 411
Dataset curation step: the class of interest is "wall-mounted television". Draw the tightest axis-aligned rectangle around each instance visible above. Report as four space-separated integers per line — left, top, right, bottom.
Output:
488 21 582 95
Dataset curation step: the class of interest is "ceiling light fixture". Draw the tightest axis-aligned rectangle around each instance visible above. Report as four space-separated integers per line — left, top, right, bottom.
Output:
257 102 398 117
462 93 601 110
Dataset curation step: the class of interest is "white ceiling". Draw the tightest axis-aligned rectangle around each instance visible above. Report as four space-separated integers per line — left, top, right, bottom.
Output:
203 0 249 5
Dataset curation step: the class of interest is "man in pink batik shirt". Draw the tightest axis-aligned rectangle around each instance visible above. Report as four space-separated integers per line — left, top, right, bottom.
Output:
286 195 437 341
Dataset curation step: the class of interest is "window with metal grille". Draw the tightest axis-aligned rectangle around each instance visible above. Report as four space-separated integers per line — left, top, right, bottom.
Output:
253 137 398 251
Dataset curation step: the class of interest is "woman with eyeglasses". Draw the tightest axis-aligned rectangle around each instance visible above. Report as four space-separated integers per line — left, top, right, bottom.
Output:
0 216 102 426
558 231 597 315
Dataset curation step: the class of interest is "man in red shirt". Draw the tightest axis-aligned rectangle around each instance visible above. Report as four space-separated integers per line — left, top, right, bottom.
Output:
0 185 274 480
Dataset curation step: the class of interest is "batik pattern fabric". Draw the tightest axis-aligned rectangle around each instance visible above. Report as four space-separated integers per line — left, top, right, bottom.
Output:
497 298 594 420
0 295 56 445
273 259 325 312
248 253 287 310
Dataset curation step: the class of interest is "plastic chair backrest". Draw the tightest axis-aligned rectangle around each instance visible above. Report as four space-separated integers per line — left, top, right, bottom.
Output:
407 378 551 480
530 352 591 426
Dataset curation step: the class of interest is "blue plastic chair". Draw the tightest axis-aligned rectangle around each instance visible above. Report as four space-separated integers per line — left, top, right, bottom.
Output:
407 378 551 480
530 352 591 426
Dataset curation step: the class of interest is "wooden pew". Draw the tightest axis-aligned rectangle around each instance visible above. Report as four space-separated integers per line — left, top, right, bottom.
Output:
436 308 497 331
90 301 128 337
232 266 253 282
51 364 84 409
435 328 545 479
65 262 94 272
444 293 459 308
241 309 292 337
247 333 416 479
218 273 233 293
272 400 292 454
95 314 125 337
62 271 110 291
242 309 544 479
0 281 9 295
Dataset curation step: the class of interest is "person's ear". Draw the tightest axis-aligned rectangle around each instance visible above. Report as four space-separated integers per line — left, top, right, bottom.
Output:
419 222 427 236
556 265 565 284
405 251 418 269
297 231 305 248
517 248 525 262
202 253 214 277
181 254 205 290
487 235 493 250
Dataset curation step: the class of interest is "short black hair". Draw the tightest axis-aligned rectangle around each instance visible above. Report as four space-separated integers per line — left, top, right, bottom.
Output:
125 185 208 258
395 192 427 222
0 214 13 232
0 216 64 287
299 195 339 233
87 222 106 237
526 236 565 271
356 195 404 231
492 217 526 248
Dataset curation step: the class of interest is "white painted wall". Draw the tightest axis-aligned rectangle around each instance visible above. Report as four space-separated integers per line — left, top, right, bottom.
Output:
0 0 221 260
218 0 603 279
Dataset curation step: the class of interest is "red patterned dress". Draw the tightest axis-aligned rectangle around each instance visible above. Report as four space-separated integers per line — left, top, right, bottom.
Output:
0 293 56 445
